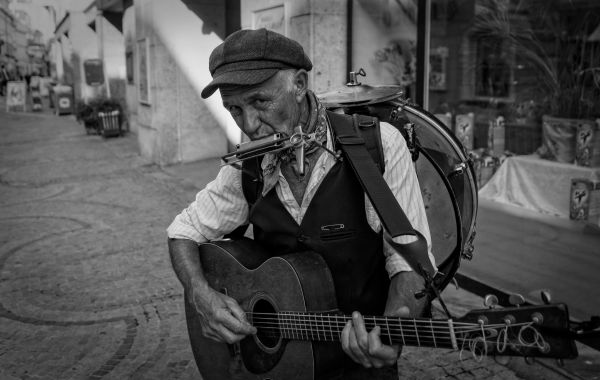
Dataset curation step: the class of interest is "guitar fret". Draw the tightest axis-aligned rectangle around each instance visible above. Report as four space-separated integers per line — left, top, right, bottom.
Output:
430 319 437 348
385 317 392 345
399 318 406 345
448 319 458 350
313 314 321 340
413 319 420 346
292 313 298 340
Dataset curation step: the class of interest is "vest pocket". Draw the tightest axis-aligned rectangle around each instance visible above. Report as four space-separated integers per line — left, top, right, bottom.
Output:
320 229 355 241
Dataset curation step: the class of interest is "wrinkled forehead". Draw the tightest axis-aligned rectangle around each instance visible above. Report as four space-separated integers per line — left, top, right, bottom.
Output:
220 71 289 99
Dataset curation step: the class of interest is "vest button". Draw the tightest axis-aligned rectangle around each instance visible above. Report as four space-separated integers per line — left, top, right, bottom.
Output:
297 235 308 243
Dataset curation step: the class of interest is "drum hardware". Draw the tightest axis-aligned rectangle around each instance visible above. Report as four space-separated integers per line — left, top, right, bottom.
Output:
462 231 476 260
403 122 420 162
346 68 366 86
450 162 468 177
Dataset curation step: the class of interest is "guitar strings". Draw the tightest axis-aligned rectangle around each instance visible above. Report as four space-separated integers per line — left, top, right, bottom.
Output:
252 324 549 361
246 312 496 328
245 313 550 357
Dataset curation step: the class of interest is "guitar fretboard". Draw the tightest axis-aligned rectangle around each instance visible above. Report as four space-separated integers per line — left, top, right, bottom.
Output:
250 312 458 350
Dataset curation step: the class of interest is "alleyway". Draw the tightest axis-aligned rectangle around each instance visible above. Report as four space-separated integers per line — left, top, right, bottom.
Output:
0 108 596 379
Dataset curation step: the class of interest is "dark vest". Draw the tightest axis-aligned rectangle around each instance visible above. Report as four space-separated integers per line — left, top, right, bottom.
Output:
245 156 390 315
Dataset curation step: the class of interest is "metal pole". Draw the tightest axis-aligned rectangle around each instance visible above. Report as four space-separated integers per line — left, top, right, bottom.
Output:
416 0 430 109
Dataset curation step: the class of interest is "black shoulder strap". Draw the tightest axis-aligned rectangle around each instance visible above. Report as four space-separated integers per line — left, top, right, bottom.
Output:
353 113 386 173
326 110 436 277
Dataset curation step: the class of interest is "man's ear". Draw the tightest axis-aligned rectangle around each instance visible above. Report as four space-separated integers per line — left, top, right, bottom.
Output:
293 69 308 102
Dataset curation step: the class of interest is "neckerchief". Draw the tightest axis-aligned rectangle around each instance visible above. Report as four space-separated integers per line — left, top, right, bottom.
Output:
261 91 328 194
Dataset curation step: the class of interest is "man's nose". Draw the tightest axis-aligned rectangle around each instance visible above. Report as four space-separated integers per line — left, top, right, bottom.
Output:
241 108 261 139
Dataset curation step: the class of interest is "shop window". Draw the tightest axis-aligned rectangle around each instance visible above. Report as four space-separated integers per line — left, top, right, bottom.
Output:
474 37 511 98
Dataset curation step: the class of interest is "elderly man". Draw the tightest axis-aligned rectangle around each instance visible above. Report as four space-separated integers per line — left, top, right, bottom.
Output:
168 28 435 379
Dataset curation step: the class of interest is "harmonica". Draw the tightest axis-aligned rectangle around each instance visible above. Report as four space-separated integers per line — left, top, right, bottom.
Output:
221 133 288 165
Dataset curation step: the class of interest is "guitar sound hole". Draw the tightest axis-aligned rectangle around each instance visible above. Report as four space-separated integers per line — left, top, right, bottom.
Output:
253 298 280 349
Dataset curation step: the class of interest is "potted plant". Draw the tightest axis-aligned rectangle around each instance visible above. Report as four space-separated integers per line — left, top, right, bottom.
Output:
75 97 123 137
75 100 100 135
472 0 600 165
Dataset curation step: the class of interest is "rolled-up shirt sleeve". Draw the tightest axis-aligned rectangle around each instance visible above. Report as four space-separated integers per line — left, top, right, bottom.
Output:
366 122 435 277
167 164 249 242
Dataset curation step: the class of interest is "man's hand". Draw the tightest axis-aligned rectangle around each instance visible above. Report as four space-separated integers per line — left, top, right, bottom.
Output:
340 307 409 368
341 270 429 368
168 238 256 344
188 284 256 344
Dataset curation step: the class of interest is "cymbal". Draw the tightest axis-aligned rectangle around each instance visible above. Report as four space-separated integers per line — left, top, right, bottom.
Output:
317 83 403 107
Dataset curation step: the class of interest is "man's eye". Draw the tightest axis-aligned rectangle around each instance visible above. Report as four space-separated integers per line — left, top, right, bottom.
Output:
253 99 268 108
228 106 241 116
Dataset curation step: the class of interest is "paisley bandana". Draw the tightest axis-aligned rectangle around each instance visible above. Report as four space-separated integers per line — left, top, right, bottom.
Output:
261 91 328 192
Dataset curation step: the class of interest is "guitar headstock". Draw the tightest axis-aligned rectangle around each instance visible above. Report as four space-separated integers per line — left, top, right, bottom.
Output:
455 303 578 360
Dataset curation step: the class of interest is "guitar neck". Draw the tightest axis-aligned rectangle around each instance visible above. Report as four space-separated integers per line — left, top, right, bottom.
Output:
252 312 458 350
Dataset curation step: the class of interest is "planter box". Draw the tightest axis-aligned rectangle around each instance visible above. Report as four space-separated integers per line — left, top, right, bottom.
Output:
98 110 122 138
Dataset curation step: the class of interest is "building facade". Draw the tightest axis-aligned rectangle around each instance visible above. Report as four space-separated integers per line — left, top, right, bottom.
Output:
48 0 600 168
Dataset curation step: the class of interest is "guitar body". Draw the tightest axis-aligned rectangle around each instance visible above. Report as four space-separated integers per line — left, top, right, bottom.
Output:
185 239 345 380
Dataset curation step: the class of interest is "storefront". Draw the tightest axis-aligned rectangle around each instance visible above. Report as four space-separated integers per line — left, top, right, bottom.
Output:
241 0 600 224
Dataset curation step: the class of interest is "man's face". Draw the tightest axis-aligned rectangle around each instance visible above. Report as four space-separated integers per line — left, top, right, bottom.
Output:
220 70 305 141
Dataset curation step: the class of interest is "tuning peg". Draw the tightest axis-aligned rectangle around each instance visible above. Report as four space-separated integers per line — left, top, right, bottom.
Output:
540 290 552 304
508 294 525 307
556 358 564 367
483 294 499 309
524 356 535 365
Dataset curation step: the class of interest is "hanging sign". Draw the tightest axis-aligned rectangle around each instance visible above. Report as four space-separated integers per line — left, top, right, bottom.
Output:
83 59 105 86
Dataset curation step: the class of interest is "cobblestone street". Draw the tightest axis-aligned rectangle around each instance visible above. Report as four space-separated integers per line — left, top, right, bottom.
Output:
0 108 591 379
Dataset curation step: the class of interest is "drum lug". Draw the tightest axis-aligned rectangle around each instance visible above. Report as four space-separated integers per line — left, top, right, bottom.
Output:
402 122 419 162
461 228 476 260
450 162 467 177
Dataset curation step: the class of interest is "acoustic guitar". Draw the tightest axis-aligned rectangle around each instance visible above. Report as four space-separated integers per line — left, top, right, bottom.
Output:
184 239 578 380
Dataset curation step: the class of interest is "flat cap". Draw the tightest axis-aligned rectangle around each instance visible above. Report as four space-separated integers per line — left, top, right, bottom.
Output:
201 28 312 98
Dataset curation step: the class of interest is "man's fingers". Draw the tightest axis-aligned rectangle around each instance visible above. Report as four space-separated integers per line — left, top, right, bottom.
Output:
217 307 255 336
342 313 401 369
341 320 370 367
224 298 256 334
347 320 372 368
368 326 399 366
352 312 369 352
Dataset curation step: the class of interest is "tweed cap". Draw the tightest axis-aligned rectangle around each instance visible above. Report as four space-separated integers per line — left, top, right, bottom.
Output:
201 28 313 99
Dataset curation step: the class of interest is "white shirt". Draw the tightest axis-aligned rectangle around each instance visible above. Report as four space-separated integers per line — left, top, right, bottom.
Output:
167 121 435 277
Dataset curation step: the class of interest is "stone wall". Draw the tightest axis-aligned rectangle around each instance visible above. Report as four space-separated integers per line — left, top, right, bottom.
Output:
133 0 228 166
241 0 348 94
